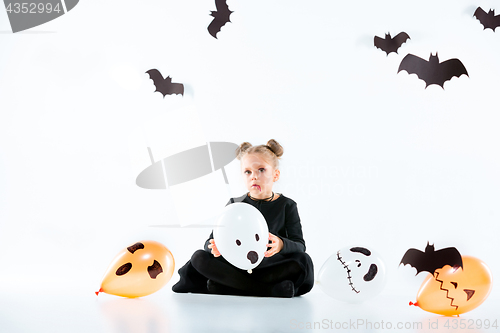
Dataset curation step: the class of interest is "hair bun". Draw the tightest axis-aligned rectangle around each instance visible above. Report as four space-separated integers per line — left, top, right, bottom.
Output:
236 142 253 160
266 139 284 158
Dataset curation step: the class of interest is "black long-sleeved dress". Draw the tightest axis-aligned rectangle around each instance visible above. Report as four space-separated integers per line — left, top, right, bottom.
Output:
172 193 314 297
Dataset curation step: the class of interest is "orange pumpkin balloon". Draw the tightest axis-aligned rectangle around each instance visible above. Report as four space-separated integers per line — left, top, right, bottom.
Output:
96 240 175 298
410 256 492 316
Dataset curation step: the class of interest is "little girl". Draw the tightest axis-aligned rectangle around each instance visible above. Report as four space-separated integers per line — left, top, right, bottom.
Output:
172 139 314 297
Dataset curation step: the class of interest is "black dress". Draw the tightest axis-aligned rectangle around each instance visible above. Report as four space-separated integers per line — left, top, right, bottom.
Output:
171 193 314 297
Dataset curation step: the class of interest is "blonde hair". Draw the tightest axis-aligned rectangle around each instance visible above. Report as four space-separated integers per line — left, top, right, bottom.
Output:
235 139 284 169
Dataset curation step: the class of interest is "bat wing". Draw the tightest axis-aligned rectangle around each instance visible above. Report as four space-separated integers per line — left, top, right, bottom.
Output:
170 82 184 96
208 18 226 38
146 69 164 87
400 248 427 275
494 13 500 31
393 32 410 50
398 54 431 83
208 0 232 38
146 69 169 96
374 36 390 54
488 11 500 31
473 7 488 28
438 58 468 86
215 0 231 16
433 247 463 271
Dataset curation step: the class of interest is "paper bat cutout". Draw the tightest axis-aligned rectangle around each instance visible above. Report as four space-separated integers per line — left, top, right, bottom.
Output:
146 69 184 97
398 53 468 88
374 32 410 55
400 242 463 275
208 0 233 38
474 7 500 32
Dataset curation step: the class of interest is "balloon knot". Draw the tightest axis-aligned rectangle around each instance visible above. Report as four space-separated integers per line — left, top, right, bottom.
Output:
409 301 418 306
95 288 103 296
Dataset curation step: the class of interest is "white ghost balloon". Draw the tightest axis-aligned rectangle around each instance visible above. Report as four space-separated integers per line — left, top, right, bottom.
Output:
214 203 269 273
318 246 386 303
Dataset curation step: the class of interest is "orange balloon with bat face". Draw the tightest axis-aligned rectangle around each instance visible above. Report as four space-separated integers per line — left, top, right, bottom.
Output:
411 256 492 316
96 240 175 298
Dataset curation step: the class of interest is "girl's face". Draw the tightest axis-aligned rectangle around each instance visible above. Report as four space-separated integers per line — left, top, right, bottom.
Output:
241 153 280 199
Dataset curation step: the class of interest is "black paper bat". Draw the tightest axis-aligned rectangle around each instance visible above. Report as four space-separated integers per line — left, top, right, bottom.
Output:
400 243 463 275
208 0 233 38
474 7 500 32
146 69 184 97
398 53 468 88
374 32 410 55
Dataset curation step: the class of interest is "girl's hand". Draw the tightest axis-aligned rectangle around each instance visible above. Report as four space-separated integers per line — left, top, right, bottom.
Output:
208 239 221 257
265 233 283 257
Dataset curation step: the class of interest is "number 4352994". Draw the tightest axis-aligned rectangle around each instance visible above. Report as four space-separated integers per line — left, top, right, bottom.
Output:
444 319 498 330
5 3 61 14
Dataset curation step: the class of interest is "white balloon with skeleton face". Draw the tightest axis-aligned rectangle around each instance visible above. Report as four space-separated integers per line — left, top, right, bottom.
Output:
214 203 269 273
318 246 386 302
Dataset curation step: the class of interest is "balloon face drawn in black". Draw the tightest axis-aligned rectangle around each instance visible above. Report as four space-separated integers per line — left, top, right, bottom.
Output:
337 247 379 294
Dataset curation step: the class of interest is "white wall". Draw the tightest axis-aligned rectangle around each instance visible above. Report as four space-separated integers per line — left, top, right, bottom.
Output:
0 0 498 301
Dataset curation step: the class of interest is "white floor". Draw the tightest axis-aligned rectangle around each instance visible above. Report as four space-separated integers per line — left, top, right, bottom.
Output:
1 284 498 333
